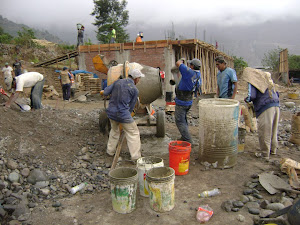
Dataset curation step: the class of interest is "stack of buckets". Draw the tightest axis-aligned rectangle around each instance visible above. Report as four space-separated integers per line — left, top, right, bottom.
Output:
108 141 191 214
109 141 191 214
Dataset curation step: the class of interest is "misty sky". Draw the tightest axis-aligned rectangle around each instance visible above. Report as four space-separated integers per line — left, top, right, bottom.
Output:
1 0 300 42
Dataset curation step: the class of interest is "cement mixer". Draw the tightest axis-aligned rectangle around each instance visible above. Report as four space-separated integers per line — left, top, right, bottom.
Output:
96 58 165 137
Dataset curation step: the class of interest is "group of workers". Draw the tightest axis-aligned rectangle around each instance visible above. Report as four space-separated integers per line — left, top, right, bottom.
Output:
76 24 144 45
1 59 45 110
1 61 76 109
102 55 279 163
1 54 280 162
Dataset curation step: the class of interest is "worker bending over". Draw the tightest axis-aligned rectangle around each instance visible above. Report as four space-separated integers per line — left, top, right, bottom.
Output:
5 72 45 110
103 69 145 161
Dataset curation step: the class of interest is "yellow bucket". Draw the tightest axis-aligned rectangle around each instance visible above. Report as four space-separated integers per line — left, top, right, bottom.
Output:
287 93 299 99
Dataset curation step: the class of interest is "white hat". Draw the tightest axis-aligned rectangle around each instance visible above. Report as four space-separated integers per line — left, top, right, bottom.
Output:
129 69 145 79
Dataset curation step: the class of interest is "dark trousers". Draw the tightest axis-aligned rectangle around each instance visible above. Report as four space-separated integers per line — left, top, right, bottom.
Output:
175 105 193 143
62 83 71 100
15 69 22 76
30 79 45 109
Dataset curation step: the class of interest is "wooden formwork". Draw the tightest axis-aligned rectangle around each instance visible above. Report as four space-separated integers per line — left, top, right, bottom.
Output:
79 39 234 94
172 40 233 94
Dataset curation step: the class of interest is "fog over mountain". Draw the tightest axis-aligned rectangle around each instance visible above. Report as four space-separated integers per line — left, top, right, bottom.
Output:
39 18 300 67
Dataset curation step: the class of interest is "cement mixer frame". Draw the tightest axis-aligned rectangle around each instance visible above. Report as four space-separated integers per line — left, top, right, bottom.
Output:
97 59 166 137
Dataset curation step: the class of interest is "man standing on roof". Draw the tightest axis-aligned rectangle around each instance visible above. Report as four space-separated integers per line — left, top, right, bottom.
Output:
136 31 143 42
175 58 201 144
4 72 45 110
77 24 84 47
103 69 145 162
215 56 238 99
109 26 116 43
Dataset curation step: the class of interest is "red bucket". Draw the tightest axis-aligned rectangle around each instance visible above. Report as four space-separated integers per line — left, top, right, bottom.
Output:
169 141 191 175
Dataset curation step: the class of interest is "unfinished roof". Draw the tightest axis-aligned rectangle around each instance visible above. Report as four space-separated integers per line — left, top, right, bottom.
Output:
78 39 233 60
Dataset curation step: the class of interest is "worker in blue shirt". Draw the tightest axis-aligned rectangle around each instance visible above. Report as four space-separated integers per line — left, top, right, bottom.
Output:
215 56 238 99
244 71 280 159
175 58 201 144
103 69 145 161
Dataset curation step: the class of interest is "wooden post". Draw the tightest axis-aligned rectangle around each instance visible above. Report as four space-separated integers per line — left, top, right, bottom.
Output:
67 53 71 70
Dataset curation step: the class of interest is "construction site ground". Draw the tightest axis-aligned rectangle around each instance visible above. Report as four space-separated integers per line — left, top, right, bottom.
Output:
0 74 299 224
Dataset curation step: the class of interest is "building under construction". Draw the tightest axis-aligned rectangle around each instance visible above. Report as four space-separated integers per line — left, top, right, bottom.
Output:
78 39 233 94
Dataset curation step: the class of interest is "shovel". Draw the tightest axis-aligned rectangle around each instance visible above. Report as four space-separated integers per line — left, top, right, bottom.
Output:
259 173 300 195
0 88 28 111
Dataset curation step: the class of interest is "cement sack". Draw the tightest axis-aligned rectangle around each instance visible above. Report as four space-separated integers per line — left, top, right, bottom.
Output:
107 62 143 86
280 158 300 189
242 67 270 94
289 112 300 145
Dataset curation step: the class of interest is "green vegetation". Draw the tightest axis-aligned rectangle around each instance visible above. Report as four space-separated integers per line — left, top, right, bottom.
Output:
288 54 300 70
91 0 129 43
262 47 300 71
84 38 93 45
58 44 76 51
31 57 40 64
261 47 283 71
0 27 13 43
14 27 37 47
233 56 248 73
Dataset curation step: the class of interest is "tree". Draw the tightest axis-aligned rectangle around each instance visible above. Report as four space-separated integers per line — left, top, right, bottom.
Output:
288 54 300 70
91 0 129 44
233 56 248 73
14 27 36 47
0 27 13 44
261 47 283 71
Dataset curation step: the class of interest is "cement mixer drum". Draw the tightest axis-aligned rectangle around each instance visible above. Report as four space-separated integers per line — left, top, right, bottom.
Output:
107 62 162 105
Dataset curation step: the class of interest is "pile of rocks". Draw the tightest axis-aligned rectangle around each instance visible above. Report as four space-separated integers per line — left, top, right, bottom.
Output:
0 108 112 224
221 174 299 224
0 148 111 223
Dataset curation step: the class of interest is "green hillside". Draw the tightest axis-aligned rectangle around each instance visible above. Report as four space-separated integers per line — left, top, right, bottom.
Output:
0 15 64 44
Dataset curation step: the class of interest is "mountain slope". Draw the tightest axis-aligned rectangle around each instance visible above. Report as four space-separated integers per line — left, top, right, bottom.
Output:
0 15 64 44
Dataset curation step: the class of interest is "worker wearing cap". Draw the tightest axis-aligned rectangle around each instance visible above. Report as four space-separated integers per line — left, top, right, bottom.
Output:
4 72 45 109
2 63 13 91
60 67 72 101
103 69 145 161
215 56 238 99
175 58 202 144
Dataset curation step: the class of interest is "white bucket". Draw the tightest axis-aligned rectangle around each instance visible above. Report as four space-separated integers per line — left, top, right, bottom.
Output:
137 156 164 197
146 167 175 212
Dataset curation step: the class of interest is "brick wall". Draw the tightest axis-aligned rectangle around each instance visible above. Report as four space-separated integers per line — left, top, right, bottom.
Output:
82 47 166 82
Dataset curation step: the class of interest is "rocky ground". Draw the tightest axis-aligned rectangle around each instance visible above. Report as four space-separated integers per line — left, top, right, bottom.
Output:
0 82 299 224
